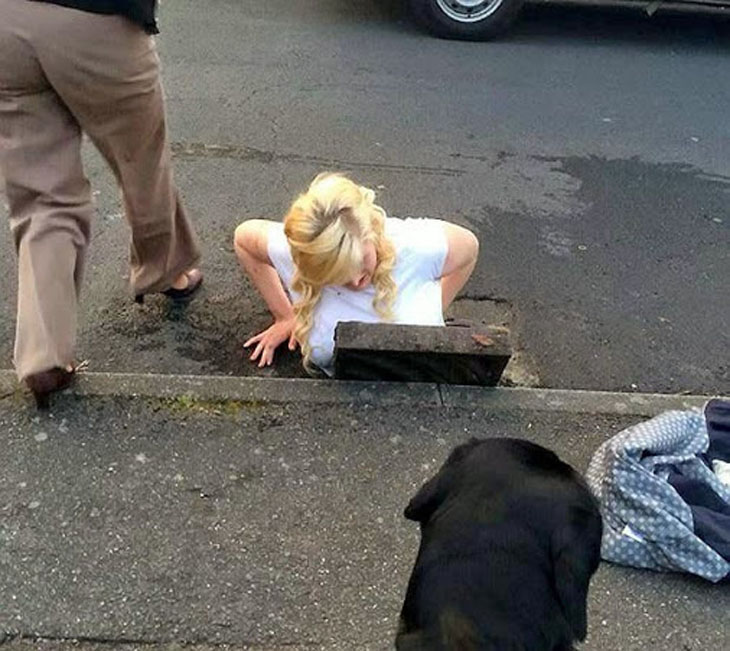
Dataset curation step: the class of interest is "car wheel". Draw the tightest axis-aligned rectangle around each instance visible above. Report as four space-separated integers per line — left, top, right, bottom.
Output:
408 0 525 41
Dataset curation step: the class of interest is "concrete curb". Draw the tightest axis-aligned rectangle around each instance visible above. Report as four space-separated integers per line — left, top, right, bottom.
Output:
1 370 725 416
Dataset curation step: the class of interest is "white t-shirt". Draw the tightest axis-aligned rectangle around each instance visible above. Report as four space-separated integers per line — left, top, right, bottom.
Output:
268 217 448 375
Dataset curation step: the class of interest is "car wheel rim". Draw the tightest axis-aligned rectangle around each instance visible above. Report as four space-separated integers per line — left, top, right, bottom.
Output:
434 0 507 22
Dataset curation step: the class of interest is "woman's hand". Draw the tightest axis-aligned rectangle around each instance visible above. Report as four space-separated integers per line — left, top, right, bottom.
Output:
244 318 297 367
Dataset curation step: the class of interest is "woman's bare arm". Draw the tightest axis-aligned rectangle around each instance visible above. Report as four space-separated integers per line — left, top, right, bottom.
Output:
233 219 296 366
439 222 480 310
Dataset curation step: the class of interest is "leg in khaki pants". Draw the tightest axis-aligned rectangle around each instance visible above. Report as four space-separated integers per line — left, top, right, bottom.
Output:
0 1 201 388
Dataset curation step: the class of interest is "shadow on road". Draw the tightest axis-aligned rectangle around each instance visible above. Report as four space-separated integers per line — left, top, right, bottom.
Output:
514 3 730 48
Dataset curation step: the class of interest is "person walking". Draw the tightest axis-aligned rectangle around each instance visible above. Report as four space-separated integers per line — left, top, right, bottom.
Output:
0 0 203 407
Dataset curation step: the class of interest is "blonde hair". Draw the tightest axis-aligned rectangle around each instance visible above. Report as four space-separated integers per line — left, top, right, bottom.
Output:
284 172 397 372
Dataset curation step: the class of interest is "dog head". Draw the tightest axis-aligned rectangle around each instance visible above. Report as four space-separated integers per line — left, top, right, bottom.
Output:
397 438 602 650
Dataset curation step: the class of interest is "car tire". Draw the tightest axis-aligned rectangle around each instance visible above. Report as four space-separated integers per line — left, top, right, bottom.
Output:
408 0 524 41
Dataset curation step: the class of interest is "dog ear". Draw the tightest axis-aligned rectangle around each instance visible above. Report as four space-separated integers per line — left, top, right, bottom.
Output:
404 473 444 523
551 506 603 640
405 439 482 523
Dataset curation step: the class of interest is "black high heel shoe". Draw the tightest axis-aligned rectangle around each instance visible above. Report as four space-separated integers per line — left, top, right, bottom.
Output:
25 361 87 409
135 269 203 305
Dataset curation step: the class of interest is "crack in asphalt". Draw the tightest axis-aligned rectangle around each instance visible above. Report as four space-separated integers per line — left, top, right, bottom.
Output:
170 142 465 178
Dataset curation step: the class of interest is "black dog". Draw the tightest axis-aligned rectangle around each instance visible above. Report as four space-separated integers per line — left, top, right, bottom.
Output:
396 438 602 651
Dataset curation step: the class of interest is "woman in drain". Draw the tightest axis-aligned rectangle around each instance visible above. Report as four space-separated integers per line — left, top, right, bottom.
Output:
234 173 479 375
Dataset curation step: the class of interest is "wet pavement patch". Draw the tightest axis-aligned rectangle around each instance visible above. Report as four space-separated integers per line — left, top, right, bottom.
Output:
473 155 730 394
1 155 726 393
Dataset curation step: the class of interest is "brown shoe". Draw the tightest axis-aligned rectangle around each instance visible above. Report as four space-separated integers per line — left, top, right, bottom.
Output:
25 366 77 409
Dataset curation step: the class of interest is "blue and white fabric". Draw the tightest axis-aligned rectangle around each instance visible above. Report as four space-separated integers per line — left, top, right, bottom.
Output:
586 402 730 582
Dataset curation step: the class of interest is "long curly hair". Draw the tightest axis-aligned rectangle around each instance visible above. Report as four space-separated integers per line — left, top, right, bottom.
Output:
284 172 397 372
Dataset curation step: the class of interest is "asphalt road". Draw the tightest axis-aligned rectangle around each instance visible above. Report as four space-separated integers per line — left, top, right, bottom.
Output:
1 1 728 392
1 394 729 649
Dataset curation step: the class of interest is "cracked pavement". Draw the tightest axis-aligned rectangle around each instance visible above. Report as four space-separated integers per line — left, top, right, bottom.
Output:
1 395 729 649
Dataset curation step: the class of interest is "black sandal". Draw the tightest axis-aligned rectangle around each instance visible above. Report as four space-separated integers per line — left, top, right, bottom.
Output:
25 360 88 409
135 269 203 305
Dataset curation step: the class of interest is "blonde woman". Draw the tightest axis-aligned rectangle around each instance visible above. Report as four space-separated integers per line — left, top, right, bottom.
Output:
234 173 479 375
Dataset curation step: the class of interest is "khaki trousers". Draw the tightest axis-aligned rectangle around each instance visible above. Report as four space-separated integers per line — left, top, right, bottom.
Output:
0 0 201 380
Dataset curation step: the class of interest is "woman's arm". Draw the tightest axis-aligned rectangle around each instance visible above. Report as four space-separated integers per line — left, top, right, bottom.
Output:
233 220 297 366
439 222 480 310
